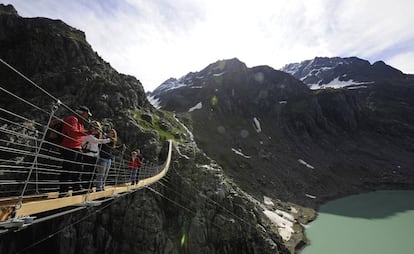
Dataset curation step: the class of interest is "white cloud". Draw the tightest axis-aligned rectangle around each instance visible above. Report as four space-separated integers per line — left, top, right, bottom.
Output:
3 0 414 91
387 52 414 74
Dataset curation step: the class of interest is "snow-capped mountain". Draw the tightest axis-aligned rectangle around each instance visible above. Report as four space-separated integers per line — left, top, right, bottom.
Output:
148 58 308 112
281 57 404 90
148 57 414 214
152 77 186 94
151 58 248 95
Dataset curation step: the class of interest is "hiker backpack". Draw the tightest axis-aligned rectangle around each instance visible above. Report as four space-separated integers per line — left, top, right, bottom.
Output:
46 118 64 144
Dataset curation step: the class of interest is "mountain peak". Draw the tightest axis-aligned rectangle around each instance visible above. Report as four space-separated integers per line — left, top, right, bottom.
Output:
152 77 185 94
151 58 249 95
201 58 247 74
0 4 19 16
281 56 403 89
150 57 310 112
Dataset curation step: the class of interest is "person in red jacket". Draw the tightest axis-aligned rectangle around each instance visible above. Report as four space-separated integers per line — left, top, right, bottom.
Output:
128 150 144 185
59 106 91 196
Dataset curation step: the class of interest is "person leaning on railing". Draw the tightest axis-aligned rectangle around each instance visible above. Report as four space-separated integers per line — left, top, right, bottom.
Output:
81 121 112 191
59 106 91 196
96 128 118 191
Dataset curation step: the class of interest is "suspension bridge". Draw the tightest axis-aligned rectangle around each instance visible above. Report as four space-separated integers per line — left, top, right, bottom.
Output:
0 56 281 254
0 58 173 232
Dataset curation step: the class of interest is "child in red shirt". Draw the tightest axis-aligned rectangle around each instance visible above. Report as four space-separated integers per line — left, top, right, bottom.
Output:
128 150 144 185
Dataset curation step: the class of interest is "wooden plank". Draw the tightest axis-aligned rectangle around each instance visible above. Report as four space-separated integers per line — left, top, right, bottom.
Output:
14 195 85 217
0 207 14 221
0 192 60 207
14 187 123 217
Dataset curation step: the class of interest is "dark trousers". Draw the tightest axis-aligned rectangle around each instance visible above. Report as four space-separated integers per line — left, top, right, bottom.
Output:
130 170 140 185
81 155 98 189
59 148 82 193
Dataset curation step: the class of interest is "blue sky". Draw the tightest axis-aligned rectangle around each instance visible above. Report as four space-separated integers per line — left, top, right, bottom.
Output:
3 0 414 92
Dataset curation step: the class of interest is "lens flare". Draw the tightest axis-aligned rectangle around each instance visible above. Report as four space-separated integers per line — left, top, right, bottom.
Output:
240 129 249 138
217 126 226 134
180 234 186 247
211 95 218 106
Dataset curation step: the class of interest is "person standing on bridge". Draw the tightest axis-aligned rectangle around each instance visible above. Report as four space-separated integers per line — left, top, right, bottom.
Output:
81 121 112 191
96 128 118 191
128 150 144 185
59 106 91 196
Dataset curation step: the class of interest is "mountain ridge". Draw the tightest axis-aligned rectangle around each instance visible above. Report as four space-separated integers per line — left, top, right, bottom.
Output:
151 56 408 95
151 56 414 209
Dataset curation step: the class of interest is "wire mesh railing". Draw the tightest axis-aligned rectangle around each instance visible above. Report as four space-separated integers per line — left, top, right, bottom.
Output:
0 99 140 195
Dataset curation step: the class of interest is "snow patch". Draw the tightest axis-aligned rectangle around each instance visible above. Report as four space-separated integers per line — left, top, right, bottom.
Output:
305 193 317 199
279 100 287 104
253 117 262 133
284 69 297 75
147 95 161 109
173 114 196 145
309 77 373 90
188 102 202 112
157 79 187 92
281 63 301 75
300 66 333 80
263 210 295 241
320 66 333 71
231 148 251 159
241 190 298 242
196 163 222 173
298 159 314 169
263 196 274 206
276 209 295 222
213 71 225 77
347 85 368 90
174 144 190 160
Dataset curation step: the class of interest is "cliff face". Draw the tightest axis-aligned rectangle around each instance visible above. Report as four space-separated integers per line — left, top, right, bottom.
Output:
0 5 299 254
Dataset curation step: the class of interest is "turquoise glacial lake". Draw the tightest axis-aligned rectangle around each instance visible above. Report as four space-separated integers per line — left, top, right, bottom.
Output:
301 190 414 254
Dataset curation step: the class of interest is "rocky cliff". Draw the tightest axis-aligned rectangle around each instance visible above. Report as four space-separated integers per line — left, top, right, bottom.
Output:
0 4 304 254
